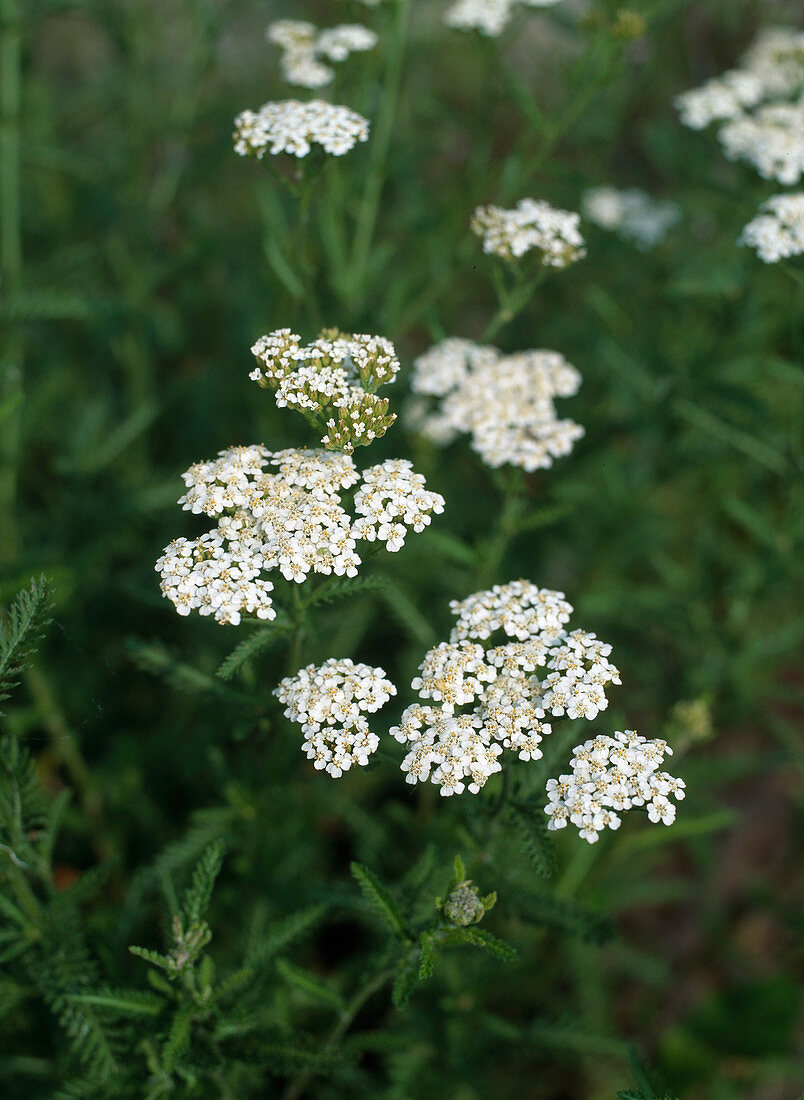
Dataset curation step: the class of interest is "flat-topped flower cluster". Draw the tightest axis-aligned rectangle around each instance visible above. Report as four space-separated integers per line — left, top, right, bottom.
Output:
739 192 804 263
275 658 396 777
582 187 681 250
545 731 686 843
409 337 584 472
234 99 370 159
675 26 804 186
390 581 621 796
250 329 398 453
268 20 377 90
472 198 585 267
157 446 444 623
445 0 562 38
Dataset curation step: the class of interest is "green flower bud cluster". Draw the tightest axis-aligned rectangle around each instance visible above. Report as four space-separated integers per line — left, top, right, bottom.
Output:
249 328 400 452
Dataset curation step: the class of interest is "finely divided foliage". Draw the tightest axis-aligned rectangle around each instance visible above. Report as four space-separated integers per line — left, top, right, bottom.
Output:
3 1 800 1097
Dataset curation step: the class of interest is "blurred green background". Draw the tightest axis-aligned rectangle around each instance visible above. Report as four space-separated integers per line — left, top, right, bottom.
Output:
1 0 802 1096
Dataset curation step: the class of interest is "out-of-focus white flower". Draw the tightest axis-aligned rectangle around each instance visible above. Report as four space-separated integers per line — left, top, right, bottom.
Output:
675 27 804 185
267 20 377 89
582 187 681 249
157 445 444 621
233 99 369 159
275 659 396 777
472 198 585 267
445 0 562 38
250 329 399 454
391 582 621 796
545 731 685 842
739 192 804 262
676 70 767 130
409 338 584 472
719 101 804 186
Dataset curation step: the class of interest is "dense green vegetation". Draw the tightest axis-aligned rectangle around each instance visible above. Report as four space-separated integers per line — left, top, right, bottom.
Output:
0 1 801 1096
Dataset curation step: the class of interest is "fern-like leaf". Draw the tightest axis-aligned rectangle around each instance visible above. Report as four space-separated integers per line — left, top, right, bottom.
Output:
391 951 419 1009
65 988 163 1017
303 574 389 610
276 959 346 1012
216 620 292 681
453 927 518 962
350 862 411 943
0 577 53 714
506 803 557 877
417 932 437 981
182 841 225 926
246 904 327 971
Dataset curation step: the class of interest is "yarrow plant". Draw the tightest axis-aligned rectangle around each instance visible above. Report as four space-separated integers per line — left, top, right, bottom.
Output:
267 20 377 90
582 187 681 250
408 338 584 472
471 198 586 267
738 192 804 263
545 731 686 843
17 0 804 1093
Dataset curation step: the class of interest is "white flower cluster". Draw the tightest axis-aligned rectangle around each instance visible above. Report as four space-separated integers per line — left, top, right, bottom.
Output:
391 582 621 796
155 529 276 626
545 731 686 843
250 329 399 453
233 99 369 159
352 459 446 551
719 101 804 186
582 187 681 250
676 26 804 185
267 20 377 90
409 337 584 472
472 198 585 266
445 0 562 38
739 192 804 263
157 446 444 621
275 658 396 777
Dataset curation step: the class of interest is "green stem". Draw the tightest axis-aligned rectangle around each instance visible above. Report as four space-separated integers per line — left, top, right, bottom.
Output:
554 839 598 899
0 0 23 568
476 471 526 586
282 965 394 1100
286 585 306 674
480 267 543 343
295 172 324 329
348 0 411 308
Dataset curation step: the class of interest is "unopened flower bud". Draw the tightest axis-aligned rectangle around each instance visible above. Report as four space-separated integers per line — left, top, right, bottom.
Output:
443 881 485 927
